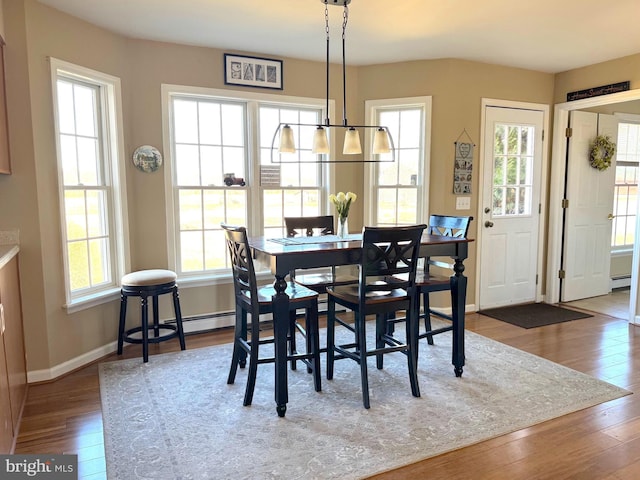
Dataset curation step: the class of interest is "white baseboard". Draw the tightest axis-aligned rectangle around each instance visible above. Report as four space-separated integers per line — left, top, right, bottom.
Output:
611 277 631 290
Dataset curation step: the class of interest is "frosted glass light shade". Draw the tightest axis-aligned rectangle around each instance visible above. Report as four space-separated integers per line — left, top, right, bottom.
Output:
279 125 296 153
343 127 362 154
373 128 391 154
312 126 329 154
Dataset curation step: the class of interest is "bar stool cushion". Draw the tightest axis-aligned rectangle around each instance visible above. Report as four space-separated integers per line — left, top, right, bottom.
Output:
122 269 177 287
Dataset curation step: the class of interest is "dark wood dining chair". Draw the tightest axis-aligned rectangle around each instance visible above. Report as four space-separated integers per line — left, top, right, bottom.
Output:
221 223 322 407
325 224 426 409
417 215 473 344
284 215 358 294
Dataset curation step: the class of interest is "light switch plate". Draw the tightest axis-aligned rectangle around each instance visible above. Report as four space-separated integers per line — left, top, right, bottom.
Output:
456 196 471 210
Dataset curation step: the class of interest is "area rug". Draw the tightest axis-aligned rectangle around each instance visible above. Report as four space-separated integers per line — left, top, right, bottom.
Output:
478 302 593 328
99 324 628 480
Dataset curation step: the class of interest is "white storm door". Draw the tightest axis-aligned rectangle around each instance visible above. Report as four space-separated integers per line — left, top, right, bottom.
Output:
561 111 618 302
479 107 544 309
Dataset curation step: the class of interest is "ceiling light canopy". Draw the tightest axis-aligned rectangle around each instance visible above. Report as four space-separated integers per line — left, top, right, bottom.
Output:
271 0 395 164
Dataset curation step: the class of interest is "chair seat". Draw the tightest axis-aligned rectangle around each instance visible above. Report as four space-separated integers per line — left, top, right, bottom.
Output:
293 271 358 289
393 271 450 288
122 269 177 287
328 283 409 306
245 281 318 304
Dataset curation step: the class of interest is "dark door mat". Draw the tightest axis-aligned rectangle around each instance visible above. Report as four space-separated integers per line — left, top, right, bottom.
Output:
478 303 593 329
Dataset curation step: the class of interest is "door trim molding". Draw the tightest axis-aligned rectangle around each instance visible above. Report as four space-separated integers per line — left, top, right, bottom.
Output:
476 99 550 310
547 89 640 325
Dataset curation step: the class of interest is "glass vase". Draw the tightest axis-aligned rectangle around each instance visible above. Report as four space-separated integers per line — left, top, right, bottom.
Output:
337 216 349 239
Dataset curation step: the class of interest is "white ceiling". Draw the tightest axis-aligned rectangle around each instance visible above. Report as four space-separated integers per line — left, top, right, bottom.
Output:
38 0 640 74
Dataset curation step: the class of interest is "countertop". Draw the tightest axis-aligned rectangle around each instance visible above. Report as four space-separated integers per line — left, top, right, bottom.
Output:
0 230 19 269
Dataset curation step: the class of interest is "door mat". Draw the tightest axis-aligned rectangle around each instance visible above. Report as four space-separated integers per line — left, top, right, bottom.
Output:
478 303 593 329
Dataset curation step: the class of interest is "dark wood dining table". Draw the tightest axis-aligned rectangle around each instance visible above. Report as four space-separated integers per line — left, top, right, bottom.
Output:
249 232 473 417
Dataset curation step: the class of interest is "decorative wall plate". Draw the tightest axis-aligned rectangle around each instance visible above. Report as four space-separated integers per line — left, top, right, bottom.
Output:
132 145 162 173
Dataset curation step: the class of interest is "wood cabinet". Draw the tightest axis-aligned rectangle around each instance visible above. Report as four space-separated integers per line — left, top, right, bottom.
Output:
0 36 10 174
0 254 27 453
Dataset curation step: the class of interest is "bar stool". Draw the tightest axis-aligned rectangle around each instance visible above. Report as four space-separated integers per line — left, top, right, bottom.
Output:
117 269 186 362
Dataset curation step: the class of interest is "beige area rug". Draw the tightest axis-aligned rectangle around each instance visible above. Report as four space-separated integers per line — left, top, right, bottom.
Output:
99 323 630 480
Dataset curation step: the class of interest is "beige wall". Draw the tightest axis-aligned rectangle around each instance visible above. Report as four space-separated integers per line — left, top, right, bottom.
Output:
0 0 637 375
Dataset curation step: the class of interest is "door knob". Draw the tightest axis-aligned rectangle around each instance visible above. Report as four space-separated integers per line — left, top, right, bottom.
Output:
484 221 494 228
607 213 615 220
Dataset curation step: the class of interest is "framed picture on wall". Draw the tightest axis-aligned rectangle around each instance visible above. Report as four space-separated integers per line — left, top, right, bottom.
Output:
224 53 283 90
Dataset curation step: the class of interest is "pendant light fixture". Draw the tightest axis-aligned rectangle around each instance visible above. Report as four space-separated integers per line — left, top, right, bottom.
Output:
271 0 395 164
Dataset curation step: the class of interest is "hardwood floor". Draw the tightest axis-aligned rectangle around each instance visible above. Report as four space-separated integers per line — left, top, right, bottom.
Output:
14 307 640 479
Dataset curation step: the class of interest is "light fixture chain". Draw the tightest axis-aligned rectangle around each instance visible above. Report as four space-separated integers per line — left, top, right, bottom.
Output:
342 5 348 40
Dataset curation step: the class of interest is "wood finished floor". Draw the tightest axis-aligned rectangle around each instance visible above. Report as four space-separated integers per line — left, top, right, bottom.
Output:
14 303 640 480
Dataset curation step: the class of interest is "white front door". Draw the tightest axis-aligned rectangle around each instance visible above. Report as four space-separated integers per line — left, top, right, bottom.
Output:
561 111 618 302
479 106 544 309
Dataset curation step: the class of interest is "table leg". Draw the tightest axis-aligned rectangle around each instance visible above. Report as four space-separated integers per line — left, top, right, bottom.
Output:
450 258 467 377
272 274 289 417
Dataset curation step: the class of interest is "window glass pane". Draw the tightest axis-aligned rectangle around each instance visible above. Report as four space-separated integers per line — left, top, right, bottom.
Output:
205 230 225 270
378 162 397 186
65 190 87 240
174 100 198 144
77 137 99 185
180 231 204 272
222 146 246 179
68 240 89 291
86 190 107 237
493 156 504 185
283 190 302 218
397 188 417 224
225 190 247 225
203 190 224 229
198 102 221 145
494 125 505 154
263 190 283 227
74 84 96 138
201 145 222 186
221 104 244 146
377 188 397 225
507 126 519 154
398 149 419 184
57 81 75 134
399 109 421 149
493 187 504 215
175 144 200 186
89 238 109 285
179 189 203 230
60 135 79 185
302 190 320 217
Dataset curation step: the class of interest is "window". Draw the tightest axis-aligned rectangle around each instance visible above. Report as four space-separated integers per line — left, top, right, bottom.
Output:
163 86 329 278
364 97 431 226
612 121 640 249
50 59 129 310
491 124 535 216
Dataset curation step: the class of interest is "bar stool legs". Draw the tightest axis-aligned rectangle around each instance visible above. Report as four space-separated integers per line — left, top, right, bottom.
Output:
117 269 186 362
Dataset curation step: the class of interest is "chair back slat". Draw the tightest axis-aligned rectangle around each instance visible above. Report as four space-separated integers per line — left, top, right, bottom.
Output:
285 215 334 237
426 214 473 238
360 225 426 300
425 215 473 273
222 224 259 308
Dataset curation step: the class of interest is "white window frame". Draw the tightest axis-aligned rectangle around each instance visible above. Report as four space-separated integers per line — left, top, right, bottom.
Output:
161 84 335 286
364 97 432 226
612 113 640 253
50 58 130 312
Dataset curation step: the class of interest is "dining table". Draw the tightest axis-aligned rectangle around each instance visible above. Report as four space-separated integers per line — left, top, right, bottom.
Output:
249 232 473 417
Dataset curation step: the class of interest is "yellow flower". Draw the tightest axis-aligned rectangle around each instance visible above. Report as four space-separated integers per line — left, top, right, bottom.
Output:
330 191 357 219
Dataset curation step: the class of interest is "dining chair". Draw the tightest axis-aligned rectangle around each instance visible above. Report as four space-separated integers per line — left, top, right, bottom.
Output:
284 215 358 294
417 215 473 344
221 223 322 407
325 224 426 409
387 215 473 346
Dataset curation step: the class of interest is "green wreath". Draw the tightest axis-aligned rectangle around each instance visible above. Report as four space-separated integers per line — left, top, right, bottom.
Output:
589 135 616 171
